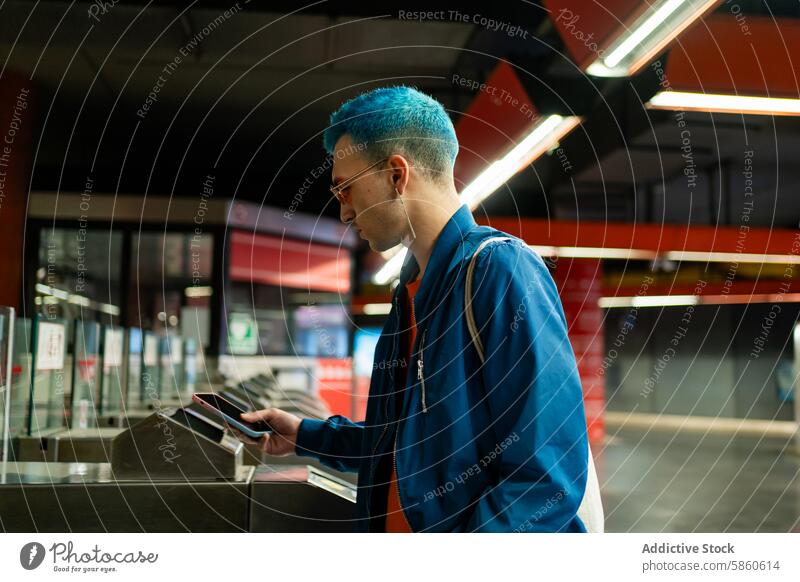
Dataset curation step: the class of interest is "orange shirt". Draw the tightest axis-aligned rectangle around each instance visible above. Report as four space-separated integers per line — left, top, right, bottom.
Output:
385 278 421 532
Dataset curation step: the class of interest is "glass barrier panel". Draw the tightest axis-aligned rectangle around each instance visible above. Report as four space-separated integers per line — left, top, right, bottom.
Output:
0 307 15 462
159 335 184 401
184 337 197 393
28 317 69 435
142 331 161 407
69 320 100 429
126 328 143 408
99 326 124 418
9 317 31 438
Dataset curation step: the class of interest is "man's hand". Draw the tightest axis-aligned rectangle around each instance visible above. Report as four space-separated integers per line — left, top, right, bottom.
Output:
237 408 302 456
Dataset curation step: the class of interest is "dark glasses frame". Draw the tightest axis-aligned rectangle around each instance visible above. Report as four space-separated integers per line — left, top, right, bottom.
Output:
329 157 389 204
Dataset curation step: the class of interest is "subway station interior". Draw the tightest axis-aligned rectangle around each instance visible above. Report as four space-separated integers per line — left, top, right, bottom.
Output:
0 0 799 533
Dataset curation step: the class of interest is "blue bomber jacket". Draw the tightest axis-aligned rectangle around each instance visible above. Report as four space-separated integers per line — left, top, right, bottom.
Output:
295 205 590 532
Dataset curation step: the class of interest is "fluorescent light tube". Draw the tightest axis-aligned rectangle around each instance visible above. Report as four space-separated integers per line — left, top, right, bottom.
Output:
362 303 393 315
461 115 581 209
599 295 699 308
601 293 800 308
586 0 720 77
604 0 685 69
185 285 214 298
647 91 800 116
665 250 800 264
531 246 659 260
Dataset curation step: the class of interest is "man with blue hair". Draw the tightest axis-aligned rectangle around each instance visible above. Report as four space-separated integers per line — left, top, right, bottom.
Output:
242 86 602 533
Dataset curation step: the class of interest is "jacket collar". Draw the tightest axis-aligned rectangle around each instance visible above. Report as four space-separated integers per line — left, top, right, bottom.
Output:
397 204 477 318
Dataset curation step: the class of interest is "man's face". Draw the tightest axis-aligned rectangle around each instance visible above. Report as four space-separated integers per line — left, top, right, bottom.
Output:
331 135 405 252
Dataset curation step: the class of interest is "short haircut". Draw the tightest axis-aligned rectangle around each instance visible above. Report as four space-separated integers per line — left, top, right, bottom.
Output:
323 86 459 183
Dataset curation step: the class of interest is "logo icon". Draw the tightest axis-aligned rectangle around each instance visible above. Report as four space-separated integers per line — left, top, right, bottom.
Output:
20 542 46 570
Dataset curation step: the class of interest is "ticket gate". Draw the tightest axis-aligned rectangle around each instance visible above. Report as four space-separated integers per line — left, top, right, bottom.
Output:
0 405 357 532
7 318 338 466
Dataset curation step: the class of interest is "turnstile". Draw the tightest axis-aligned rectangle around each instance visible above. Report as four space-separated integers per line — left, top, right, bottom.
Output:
0 402 357 532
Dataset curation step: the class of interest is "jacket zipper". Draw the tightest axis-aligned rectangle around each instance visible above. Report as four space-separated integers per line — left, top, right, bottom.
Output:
392 429 414 532
390 326 427 532
369 296 399 478
416 329 428 413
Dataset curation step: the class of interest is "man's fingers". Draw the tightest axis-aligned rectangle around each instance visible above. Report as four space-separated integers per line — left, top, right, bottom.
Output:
261 433 279 454
241 408 276 423
228 427 259 445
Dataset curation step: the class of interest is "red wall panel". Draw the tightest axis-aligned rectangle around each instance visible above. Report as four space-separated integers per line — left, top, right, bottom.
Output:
229 230 351 293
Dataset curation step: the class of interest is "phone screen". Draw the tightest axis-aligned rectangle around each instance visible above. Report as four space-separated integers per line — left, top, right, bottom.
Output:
194 393 272 433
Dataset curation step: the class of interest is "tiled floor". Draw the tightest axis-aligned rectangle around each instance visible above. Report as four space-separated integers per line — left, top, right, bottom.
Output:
597 428 800 532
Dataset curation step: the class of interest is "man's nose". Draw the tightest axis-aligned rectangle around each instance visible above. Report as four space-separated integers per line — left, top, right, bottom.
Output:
340 203 355 224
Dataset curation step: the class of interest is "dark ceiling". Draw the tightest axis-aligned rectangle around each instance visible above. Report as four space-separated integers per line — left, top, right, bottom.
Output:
2 0 799 228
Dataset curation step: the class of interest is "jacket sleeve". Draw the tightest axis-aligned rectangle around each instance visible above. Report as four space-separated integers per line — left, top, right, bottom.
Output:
294 416 364 473
454 240 589 532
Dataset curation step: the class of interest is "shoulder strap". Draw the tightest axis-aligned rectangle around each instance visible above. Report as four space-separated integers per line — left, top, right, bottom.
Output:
464 236 512 364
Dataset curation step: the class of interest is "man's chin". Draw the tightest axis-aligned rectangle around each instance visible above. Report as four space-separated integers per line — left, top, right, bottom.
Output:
367 238 399 253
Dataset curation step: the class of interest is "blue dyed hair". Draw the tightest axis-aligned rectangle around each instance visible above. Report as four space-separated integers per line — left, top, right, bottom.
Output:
323 86 458 183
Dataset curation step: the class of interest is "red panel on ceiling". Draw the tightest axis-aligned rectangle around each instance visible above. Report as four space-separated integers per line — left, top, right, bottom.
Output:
229 230 351 293
542 0 645 69
454 62 538 188
352 275 800 306
608 279 800 298
477 217 800 257
664 15 800 98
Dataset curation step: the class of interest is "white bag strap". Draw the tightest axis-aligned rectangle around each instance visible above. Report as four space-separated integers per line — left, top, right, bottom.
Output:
464 237 511 364
464 237 605 532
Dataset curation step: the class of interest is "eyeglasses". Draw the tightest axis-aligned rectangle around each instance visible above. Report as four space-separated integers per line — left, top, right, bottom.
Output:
329 157 389 204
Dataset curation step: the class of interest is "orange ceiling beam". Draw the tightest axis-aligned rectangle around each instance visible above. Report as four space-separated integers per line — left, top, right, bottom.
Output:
662 15 800 98
476 218 800 257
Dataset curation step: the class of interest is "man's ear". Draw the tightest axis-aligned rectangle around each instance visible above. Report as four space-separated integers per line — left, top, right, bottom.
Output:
387 154 411 195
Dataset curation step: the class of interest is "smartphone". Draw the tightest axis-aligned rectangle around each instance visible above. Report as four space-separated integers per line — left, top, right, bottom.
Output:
191 392 273 438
